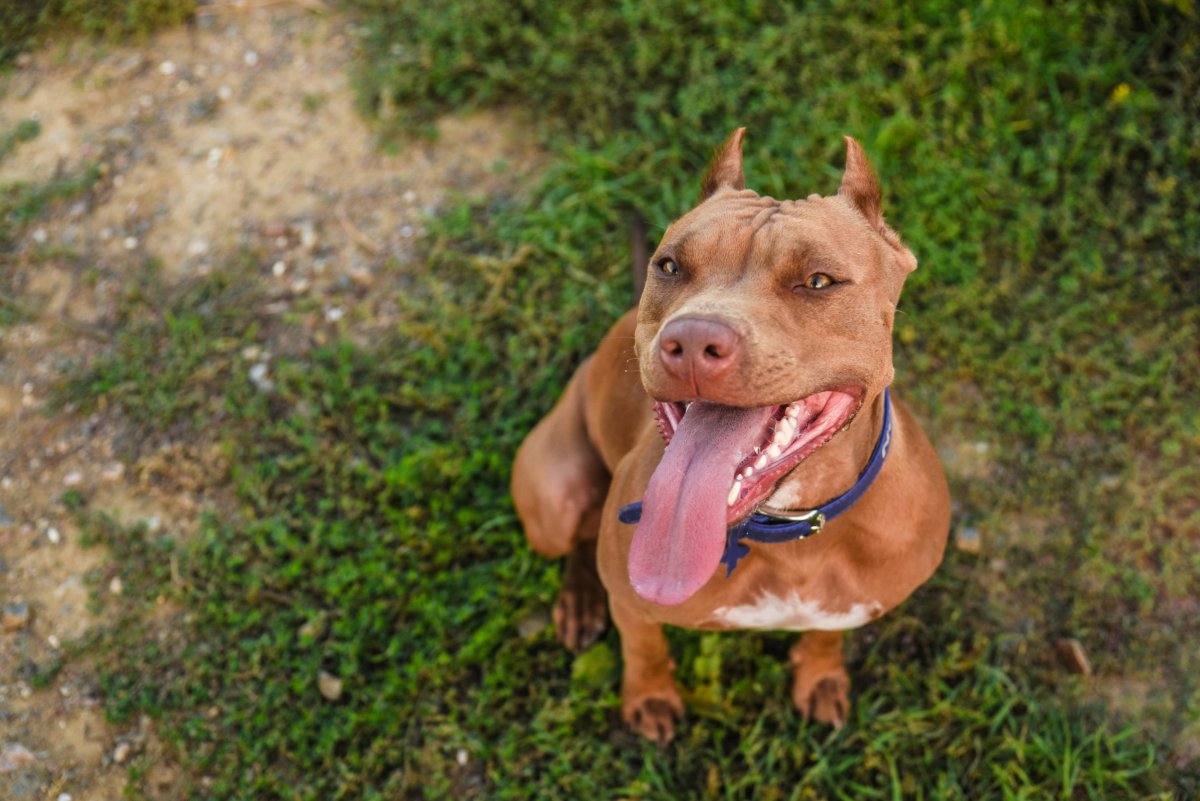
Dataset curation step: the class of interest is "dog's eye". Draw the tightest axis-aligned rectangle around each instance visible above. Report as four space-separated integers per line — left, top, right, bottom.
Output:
804 273 834 290
658 259 680 277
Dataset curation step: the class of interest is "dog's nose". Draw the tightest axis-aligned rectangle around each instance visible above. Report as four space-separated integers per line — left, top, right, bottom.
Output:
658 316 742 389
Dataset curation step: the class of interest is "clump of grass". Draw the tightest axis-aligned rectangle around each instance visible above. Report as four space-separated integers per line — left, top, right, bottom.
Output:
0 118 41 162
0 163 99 325
58 259 262 428
0 0 194 67
0 163 99 249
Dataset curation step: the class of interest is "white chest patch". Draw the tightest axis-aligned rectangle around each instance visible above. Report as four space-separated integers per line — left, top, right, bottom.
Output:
711 591 882 632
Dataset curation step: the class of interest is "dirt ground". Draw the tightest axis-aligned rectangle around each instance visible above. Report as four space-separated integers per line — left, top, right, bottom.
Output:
0 6 541 798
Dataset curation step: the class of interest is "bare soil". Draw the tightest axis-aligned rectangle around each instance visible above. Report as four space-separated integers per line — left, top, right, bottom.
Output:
0 5 542 798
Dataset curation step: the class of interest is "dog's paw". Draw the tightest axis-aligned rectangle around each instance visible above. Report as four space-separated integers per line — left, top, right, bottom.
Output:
623 689 685 746
553 583 607 653
791 665 850 728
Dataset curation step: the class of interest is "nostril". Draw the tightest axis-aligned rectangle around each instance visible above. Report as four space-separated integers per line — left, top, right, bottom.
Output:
663 340 684 357
703 344 724 359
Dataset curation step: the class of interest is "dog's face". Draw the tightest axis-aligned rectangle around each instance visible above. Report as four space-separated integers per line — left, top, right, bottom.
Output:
626 130 919 605
635 130 915 410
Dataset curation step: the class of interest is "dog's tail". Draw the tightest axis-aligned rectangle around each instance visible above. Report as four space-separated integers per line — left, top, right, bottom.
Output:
630 212 648 306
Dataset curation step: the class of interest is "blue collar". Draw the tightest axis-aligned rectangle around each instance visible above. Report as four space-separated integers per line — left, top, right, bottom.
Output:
617 389 893 576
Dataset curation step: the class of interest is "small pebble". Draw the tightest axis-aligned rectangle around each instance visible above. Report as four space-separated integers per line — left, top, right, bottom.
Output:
456 748 469 766
298 221 317 250
516 610 549 639
272 260 286 276
347 267 374 288
218 84 232 101
244 50 259 67
159 60 176 75
400 225 414 238
249 363 274 393
2 601 30 631
324 307 344 322
109 577 124 596
113 742 132 764
955 525 982 554
123 236 138 250
63 471 83 486
402 190 417 203
0 743 36 773
32 228 47 243
58 793 72 801
48 634 61 649
101 462 125 481
317 671 343 701
46 526 61 544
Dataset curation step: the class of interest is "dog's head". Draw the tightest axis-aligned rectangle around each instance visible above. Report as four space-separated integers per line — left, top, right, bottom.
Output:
628 130 918 606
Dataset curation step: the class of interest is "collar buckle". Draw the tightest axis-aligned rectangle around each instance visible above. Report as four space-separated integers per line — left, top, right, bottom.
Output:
756 505 826 534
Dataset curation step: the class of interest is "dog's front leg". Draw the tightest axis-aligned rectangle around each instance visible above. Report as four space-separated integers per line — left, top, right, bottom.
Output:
611 598 684 745
789 630 851 728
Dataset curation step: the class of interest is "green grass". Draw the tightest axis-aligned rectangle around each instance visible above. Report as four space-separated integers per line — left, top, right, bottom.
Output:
0 152 98 325
0 0 194 67
61 259 263 428
43 0 1200 798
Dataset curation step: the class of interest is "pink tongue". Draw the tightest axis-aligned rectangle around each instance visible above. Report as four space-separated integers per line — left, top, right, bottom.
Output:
628 402 774 606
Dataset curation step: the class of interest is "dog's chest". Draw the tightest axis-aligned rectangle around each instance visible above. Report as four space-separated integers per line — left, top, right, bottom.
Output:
709 590 881 631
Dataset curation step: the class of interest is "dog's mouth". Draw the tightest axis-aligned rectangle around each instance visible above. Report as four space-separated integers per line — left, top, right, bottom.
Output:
653 389 863 523
628 388 862 607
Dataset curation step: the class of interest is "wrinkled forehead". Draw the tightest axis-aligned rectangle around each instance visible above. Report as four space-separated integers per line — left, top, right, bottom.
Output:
657 189 878 278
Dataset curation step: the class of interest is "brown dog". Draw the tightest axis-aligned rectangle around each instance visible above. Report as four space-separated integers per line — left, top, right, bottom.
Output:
512 129 950 744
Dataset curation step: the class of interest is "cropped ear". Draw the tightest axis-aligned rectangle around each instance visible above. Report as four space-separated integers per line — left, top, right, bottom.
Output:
700 127 746 201
839 136 916 271
838 136 883 230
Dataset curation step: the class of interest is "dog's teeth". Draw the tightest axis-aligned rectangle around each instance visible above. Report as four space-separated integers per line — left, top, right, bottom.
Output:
727 480 742 507
776 418 795 444
743 465 754 478
754 453 768 470
766 444 781 460
786 404 800 418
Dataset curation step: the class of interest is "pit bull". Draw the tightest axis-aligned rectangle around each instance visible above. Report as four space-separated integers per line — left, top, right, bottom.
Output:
511 129 950 744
